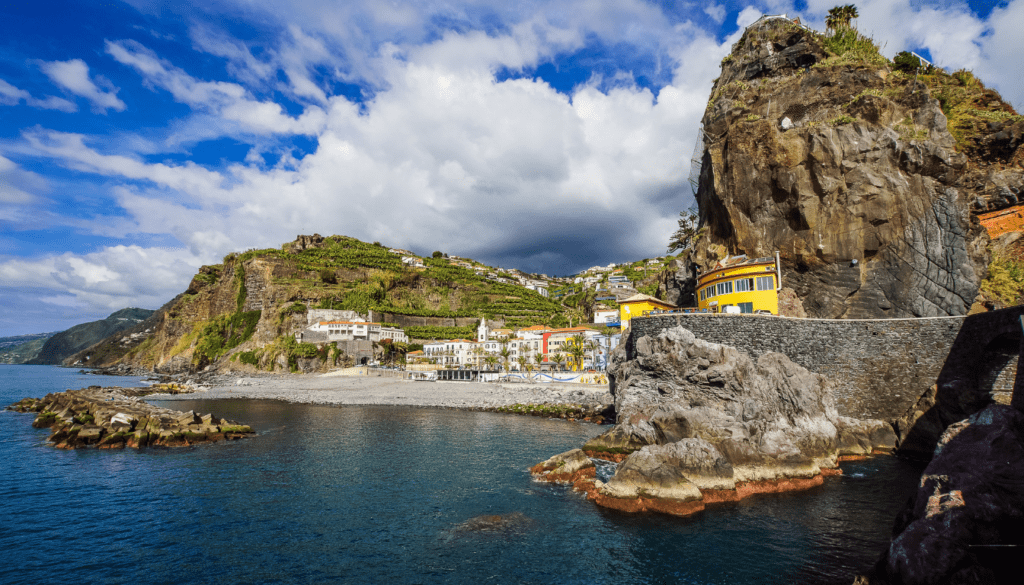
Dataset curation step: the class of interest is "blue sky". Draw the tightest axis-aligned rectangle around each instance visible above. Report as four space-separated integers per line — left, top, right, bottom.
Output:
1 0 1022 336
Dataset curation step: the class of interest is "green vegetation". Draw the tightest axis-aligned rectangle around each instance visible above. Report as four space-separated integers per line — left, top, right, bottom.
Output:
234 264 247 312
920 68 1023 153
192 310 262 363
403 325 477 340
831 114 855 125
319 268 337 284
281 302 307 314
745 113 761 122
494 403 588 418
981 254 1024 306
825 4 858 32
238 350 260 366
192 266 222 285
668 208 705 254
819 27 886 68
892 51 922 74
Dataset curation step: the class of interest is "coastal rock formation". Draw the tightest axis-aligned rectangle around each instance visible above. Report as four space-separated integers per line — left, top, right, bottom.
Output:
861 404 1023 584
529 448 596 485
536 325 895 517
7 386 253 449
688 17 1023 318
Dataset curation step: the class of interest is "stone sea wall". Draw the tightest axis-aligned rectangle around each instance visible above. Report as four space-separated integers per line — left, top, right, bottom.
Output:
630 314 972 420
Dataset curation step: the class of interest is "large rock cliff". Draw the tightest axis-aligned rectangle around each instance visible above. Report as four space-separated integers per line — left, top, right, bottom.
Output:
690 17 1023 318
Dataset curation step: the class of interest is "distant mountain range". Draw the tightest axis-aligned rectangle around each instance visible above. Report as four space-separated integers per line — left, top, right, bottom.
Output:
2 308 156 366
0 332 58 364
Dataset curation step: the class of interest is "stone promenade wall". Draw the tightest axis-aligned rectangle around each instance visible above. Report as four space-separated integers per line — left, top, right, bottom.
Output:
631 314 967 420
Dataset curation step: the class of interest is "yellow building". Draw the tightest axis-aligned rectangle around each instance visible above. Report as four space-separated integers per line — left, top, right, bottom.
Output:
619 293 676 329
696 253 781 314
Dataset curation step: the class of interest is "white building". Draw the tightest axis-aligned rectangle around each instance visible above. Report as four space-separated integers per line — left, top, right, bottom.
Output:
304 321 407 343
593 308 619 324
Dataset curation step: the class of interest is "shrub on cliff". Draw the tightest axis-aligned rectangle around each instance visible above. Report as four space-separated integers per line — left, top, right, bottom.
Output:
319 268 337 284
981 254 1024 306
892 51 921 73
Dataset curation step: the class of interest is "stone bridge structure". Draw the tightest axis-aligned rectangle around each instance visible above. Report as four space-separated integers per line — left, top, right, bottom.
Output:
631 306 1024 456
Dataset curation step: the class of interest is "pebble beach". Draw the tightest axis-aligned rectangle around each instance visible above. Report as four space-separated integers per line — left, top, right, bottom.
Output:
146 372 615 412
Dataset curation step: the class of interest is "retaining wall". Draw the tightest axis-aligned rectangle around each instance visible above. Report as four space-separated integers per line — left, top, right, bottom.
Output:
631 314 969 420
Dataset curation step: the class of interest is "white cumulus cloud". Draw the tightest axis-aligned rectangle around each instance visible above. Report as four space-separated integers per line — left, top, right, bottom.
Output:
38 59 126 113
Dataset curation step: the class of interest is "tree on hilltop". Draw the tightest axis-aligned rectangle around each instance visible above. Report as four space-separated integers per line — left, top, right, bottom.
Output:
826 4 858 32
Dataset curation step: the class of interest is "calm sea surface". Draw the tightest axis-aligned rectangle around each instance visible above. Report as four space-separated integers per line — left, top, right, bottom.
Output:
0 365 923 584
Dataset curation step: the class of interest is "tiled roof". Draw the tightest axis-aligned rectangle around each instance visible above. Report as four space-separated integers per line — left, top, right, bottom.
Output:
619 293 674 306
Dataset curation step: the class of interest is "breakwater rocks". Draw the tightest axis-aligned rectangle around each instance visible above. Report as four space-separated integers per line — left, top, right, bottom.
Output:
533 326 896 517
7 386 254 449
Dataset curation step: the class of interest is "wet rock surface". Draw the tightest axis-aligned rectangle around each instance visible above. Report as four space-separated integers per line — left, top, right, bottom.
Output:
536 326 894 517
860 404 1023 584
7 386 254 449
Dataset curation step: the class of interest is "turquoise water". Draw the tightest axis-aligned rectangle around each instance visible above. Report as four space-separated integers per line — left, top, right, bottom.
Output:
0 365 922 584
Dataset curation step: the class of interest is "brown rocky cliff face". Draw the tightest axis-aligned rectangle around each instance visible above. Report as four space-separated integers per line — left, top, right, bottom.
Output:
690 19 1018 318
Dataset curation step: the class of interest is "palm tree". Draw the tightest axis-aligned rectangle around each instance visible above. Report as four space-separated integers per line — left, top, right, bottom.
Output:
551 352 565 372
566 333 587 371
516 354 529 373
564 306 586 328
498 345 512 372
585 340 599 371
826 4 858 32
471 345 485 369
484 354 499 371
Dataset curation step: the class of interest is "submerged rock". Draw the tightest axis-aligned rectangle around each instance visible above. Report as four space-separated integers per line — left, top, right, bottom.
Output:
7 386 254 449
538 326 893 517
452 512 533 534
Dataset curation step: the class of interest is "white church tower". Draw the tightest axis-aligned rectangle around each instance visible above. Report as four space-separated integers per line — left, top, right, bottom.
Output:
477 318 489 342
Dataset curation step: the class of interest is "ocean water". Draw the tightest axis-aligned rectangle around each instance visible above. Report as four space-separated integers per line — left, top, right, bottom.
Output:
0 365 923 584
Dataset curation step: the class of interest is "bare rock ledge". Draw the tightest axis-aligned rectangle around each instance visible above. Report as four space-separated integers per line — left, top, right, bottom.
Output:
7 385 254 449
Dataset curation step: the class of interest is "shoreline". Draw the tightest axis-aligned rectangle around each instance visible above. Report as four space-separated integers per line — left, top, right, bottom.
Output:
144 373 616 419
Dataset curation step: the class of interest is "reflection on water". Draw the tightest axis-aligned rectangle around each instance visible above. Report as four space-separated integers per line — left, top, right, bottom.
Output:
0 367 923 585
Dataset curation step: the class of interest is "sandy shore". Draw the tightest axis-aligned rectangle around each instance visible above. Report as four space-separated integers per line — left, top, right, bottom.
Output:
146 372 615 411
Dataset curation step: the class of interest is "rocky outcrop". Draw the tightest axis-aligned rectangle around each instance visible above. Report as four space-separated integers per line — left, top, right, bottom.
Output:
689 18 1019 318
656 259 697 308
860 404 1023 584
7 386 254 449
530 448 596 485
536 325 895 517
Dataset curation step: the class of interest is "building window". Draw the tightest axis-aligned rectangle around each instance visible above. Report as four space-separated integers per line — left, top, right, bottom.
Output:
716 281 732 296
739 302 753 314
756 275 774 290
735 278 754 292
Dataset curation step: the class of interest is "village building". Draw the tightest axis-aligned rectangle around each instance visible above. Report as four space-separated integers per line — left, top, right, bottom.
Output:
299 321 408 344
618 293 676 329
696 253 781 314
593 308 619 325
